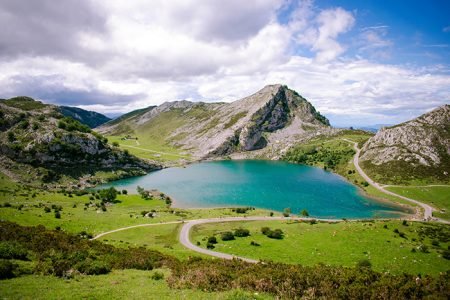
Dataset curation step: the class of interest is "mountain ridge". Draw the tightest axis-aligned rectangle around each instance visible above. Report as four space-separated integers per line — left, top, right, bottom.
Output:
97 84 333 159
360 104 450 184
0 98 159 188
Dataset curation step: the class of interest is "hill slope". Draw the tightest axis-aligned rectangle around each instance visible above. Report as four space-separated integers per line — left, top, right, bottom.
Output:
0 97 159 188
359 105 450 184
98 85 335 159
59 106 111 128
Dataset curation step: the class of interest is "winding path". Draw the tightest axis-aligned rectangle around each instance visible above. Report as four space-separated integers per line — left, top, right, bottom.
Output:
91 221 183 240
341 138 436 221
179 216 342 262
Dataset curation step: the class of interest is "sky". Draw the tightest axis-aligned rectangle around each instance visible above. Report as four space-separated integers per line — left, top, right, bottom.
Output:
0 0 449 126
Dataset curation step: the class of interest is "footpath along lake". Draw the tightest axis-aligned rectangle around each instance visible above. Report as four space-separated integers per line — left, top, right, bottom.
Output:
101 160 409 219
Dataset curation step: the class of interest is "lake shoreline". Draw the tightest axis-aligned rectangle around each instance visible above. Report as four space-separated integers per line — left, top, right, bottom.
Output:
99 159 411 220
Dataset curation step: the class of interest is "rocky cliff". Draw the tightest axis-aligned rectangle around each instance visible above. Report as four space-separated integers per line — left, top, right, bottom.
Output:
98 85 334 159
360 105 450 183
0 97 159 188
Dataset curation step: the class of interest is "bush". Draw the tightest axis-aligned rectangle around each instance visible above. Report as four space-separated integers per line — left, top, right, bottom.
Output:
250 241 260 246
261 227 271 235
266 229 284 240
206 243 215 249
0 241 28 260
300 209 309 217
0 259 17 279
54 211 61 219
221 232 235 241
99 187 118 203
234 228 250 237
151 271 164 280
77 260 111 275
207 236 217 244
44 207 51 213
442 250 450 260
282 208 291 217
122 189 128 195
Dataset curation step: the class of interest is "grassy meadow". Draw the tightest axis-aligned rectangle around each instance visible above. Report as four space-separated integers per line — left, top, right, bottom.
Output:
191 220 450 275
386 186 450 220
0 269 272 300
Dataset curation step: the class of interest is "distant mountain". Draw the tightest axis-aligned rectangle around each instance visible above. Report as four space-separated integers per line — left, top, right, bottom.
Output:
98 85 336 159
59 106 111 128
0 96 159 188
356 124 393 133
360 105 450 184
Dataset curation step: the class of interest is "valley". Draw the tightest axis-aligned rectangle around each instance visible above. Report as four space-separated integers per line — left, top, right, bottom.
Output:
0 87 449 299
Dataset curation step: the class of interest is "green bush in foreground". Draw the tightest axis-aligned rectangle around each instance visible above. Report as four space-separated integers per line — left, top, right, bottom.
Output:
168 259 449 299
0 222 449 298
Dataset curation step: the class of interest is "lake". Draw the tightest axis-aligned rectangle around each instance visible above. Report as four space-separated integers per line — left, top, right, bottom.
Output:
100 160 408 219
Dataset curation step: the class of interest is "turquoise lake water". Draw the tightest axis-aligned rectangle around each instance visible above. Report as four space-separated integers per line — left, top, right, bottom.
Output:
101 160 407 219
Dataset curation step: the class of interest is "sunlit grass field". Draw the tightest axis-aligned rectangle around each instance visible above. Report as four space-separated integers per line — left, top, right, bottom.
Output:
191 219 450 275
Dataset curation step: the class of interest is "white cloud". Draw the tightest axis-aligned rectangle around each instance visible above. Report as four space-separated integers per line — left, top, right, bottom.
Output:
293 6 355 62
0 0 449 126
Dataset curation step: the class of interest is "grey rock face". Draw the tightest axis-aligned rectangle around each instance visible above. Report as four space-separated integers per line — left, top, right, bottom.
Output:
98 84 330 159
360 105 450 167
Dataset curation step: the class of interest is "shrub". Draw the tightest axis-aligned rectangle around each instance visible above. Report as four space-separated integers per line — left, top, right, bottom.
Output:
151 271 164 280
207 236 217 244
44 206 51 213
269 212 274 217
122 189 128 195
112 141 119 147
250 241 260 247
234 228 250 237
77 260 111 275
442 250 450 260
0 241 28 260
282 207 291 217
266 229 284 240
206 243 215 249
402 220 408 226
0 259 17 279
54 211 61 219
221 232 235 241
7 132 15 142
99 187 118 203
300 209 309 217
261 227 271 235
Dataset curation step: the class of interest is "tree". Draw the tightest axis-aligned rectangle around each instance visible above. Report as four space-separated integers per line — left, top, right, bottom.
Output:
283 207 291 217
99 187 118 203
137 186 151 200
300 209 309 217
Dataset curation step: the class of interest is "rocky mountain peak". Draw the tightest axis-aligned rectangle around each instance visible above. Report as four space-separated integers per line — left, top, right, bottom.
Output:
359 104 450 183
97 84 332 159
